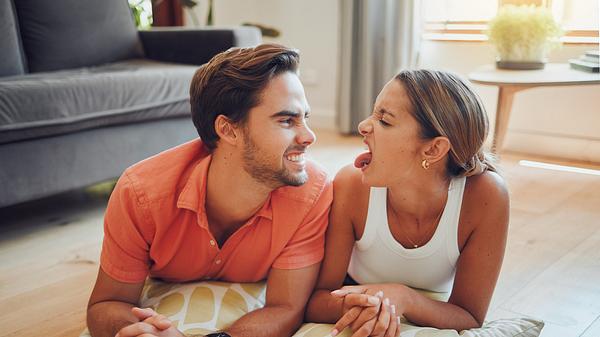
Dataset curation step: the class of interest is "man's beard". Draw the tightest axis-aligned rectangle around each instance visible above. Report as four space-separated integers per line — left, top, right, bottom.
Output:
241 133 308 188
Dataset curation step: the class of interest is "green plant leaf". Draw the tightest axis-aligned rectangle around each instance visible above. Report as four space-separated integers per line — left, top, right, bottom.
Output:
487 4 563 61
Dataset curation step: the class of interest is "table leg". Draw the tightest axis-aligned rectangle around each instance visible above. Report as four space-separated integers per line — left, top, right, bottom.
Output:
492 86 526 154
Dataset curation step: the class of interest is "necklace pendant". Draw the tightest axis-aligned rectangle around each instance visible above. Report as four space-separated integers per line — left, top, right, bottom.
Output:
413 244 418 248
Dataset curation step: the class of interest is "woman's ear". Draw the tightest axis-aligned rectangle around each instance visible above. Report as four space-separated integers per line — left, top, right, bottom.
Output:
214 115 239 146
421 136 451 165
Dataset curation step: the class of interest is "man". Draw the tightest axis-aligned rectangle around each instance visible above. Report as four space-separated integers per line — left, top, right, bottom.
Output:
87 44 333 337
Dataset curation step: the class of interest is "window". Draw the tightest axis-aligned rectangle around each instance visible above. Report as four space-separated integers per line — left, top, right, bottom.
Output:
423 0 599 43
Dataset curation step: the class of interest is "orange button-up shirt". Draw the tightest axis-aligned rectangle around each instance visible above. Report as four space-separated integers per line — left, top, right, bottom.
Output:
100 139 332 283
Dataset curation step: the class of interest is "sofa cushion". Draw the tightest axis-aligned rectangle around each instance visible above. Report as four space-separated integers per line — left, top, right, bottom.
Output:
0 60 197 144
0 0 26 76
15 0 143 72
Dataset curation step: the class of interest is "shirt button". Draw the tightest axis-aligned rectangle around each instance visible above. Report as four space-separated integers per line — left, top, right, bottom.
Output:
209 240 216 246
215 259 222 265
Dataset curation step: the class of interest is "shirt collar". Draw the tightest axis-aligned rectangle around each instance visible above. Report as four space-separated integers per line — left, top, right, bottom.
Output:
176 153 210 222
255 193 273 220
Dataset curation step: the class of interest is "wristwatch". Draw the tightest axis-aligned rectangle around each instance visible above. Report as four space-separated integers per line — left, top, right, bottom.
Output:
205 333 232 337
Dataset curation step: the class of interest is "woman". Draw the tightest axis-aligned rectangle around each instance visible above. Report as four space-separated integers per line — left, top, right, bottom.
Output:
306 70 509 337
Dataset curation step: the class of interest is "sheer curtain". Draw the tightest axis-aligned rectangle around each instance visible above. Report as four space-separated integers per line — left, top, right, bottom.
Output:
337 0 423 134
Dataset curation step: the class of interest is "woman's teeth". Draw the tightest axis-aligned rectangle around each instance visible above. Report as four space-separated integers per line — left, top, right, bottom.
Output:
286 153 305 162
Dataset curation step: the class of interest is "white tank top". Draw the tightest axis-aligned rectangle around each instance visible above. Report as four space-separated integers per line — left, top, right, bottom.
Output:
348 177 466 293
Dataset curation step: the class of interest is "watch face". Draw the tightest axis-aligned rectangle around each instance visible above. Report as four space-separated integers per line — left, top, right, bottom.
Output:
206 333 231 337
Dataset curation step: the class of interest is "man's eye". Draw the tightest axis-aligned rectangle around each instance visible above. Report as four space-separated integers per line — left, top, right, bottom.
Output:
280 118 294 125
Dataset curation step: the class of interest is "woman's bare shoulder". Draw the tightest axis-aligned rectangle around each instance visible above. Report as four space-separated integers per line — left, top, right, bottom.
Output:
465 171 509 204
463 170 510 230
332 164 371 214
333 164 370 194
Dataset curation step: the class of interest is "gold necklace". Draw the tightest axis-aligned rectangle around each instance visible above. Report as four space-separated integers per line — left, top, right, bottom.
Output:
389 193 447 249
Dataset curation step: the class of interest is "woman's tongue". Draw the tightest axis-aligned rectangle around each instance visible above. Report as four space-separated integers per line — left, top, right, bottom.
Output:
354 152 372 169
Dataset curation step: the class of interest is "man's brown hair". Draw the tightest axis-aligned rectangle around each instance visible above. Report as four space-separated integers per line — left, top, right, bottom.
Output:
190 43 300 151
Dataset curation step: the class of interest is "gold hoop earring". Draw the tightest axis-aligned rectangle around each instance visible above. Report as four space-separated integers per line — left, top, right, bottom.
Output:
421 159 430 170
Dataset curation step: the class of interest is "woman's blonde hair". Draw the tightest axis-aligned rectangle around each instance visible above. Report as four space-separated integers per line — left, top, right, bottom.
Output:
395 70 496 177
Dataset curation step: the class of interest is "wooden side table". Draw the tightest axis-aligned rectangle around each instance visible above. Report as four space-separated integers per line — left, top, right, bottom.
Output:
468 63 600 154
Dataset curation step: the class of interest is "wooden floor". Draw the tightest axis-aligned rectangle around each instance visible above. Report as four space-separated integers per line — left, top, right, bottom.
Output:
1 130 600 337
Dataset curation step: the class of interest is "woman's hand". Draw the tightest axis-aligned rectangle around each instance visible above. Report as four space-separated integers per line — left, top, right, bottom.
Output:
115 307 185 337
370 297 400 337
335 290 383 335
330 285 407 337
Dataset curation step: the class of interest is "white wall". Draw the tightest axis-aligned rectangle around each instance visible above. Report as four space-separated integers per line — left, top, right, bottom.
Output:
187 2 599 162
420 41 600 162
186 0 340 130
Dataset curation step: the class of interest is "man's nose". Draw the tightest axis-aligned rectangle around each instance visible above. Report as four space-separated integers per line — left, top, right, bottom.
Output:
296 123 316 147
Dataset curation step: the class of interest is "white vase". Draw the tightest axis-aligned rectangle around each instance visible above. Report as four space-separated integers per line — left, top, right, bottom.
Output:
496 43 547 70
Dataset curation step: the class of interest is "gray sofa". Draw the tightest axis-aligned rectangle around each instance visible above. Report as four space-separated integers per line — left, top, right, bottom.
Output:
0 0 261 207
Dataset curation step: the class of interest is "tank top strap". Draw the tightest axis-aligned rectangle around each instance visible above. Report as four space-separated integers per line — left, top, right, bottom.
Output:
355 187 387 250
445 176 466 263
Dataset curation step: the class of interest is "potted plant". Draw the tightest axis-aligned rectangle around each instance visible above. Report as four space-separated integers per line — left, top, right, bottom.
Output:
487 4 563 69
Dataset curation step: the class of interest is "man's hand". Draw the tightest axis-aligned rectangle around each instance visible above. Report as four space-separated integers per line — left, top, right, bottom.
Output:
331 285 403 337
131 307 172 330
115 307 184 337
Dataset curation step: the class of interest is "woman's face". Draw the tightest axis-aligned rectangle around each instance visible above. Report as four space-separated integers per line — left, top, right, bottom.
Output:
355 79 426 187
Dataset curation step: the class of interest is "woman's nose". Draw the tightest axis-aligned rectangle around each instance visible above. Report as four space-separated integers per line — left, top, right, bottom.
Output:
357 118 372 136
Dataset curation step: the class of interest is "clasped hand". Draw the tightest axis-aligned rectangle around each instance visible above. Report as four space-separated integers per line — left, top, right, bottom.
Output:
115 307 184 337
330 285 402 337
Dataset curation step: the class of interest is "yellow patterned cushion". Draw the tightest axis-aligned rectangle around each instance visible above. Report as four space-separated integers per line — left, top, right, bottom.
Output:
80 279 543 337
140 280 266 335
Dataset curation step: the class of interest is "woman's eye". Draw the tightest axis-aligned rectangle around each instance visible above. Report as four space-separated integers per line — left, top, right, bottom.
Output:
378 119 390 127
372 111 388 126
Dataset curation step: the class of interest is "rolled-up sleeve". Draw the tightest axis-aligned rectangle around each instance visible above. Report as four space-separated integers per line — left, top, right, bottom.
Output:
100 171 153 283
272 180 333 270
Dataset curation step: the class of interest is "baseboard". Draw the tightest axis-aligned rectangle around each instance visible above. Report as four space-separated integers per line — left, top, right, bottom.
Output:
504 130 600 163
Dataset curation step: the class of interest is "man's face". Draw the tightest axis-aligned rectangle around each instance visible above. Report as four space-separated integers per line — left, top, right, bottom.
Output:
240 71 315 189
